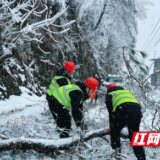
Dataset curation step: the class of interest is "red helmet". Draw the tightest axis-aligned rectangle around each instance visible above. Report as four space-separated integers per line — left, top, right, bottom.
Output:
64 61 75 72
107 83 117 91
85 77 99 90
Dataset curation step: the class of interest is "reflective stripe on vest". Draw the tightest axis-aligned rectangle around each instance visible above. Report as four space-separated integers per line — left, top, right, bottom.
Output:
108 90 140 112
47 76 70 96
53 84 83 109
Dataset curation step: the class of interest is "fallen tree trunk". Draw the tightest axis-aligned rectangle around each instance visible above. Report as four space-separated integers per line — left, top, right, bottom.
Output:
0 128 129 153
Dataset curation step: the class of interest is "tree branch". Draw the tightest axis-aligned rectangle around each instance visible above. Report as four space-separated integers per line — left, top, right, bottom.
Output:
93 2 108 31
0 128 129 153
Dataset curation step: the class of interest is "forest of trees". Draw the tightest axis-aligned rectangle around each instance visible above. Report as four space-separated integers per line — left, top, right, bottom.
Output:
1 1 160 160
0 0 148 99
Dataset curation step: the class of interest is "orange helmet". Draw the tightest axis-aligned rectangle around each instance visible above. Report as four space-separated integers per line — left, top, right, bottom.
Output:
107 83 117 91
85 77 99 90
64 61 75 72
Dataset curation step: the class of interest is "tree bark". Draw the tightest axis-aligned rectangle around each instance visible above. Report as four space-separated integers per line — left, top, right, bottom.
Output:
0 128 129 153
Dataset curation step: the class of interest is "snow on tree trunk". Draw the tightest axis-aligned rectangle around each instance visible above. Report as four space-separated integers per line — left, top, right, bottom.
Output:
0 128 128 153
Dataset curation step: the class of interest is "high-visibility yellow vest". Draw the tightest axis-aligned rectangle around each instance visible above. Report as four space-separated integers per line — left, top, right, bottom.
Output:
108 90 140 112
47 76 70 96
53 84 83 109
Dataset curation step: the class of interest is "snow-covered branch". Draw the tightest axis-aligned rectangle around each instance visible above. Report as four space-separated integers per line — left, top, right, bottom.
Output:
0 128 128 153
0 0 74 55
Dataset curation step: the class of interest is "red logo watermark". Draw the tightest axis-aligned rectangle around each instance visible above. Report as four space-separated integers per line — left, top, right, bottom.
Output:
131 132 160 146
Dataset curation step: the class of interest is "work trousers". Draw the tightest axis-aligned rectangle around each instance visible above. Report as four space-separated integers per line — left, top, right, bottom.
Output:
110 103 146 160
46 95 71 137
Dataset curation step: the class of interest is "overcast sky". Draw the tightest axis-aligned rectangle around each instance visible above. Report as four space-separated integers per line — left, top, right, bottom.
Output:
136 0 160 73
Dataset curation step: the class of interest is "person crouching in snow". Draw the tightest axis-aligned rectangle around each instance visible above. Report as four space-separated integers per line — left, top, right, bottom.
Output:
105 83 146 160
48 77 99 138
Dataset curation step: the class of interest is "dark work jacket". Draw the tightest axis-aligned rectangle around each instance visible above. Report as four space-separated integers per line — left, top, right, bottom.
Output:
49 81 89 127
70 81 89 126
105 86 141 126
56 67 71 86
46 67 71 100
105 86 124 115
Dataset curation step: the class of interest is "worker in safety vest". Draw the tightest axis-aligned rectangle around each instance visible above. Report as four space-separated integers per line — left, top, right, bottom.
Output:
105 83 146 160
48 77 99 138
46 61 75 100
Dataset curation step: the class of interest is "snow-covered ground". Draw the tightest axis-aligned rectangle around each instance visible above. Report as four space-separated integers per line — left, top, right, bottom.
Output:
0 87 160 160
